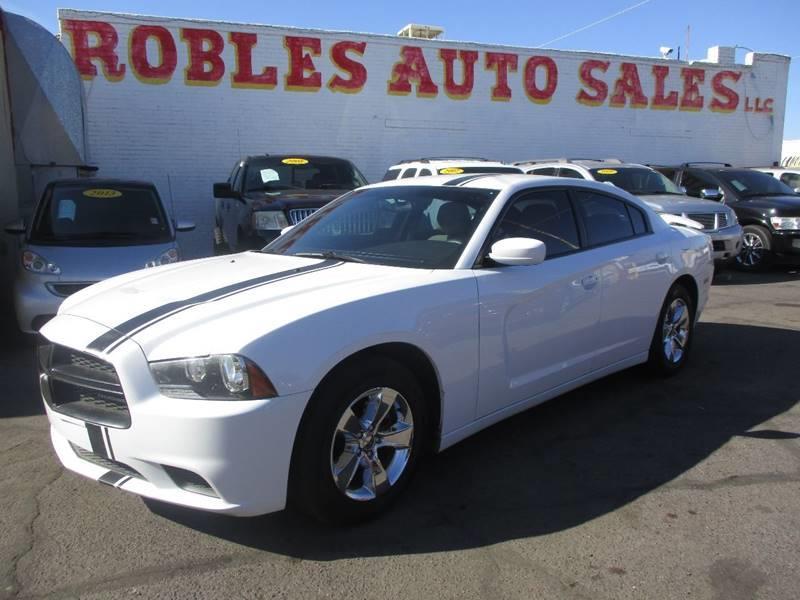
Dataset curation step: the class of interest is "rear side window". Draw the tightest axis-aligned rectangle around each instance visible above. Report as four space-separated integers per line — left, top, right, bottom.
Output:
529 167 557 176
494 190 580 258
559 168 584 179
575 191 635 246
401 168 417 179
780 172 800 189
419 169 433 177
382 169 401 181
627 204 648 234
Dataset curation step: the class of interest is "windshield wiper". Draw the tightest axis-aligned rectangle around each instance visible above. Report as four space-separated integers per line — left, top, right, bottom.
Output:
741 192 791 198
293 251 367 264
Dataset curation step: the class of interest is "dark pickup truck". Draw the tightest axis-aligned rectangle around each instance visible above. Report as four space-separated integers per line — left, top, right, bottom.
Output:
213 155 367 252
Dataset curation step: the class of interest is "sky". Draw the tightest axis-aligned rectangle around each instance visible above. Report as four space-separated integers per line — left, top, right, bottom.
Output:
8 0 800 139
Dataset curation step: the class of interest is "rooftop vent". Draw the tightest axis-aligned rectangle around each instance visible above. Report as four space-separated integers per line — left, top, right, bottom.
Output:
397 23 444 39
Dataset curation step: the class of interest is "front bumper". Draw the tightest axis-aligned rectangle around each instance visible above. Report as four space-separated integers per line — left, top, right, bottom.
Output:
772 230 800 259
40 315 310 517
13 273 66 333
709 224 743 264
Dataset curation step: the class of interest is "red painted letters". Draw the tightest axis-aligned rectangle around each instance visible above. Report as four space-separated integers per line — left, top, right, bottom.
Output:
63 19 125 81
387 46 439 97
129 25 177 84
680 68 705 111
610 62 648 108
523 56 558 104
181 28 225 86
710 70 741 113
284 36 322 91
485 52 518 101
328 41 367 93
229 32 277 89
439 49 477 99
650 65 678 109
576 59 609 106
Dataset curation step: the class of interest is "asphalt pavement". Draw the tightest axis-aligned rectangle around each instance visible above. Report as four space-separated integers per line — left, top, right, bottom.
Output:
1 266 799 599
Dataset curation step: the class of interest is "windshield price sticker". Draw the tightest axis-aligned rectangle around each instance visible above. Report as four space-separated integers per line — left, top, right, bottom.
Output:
83 189 123 198
282 158 309 165
439 167 464 174
597 169 618 175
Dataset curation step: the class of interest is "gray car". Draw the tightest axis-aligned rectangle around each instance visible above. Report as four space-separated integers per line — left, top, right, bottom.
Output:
516 159 743 264
4 179 194 333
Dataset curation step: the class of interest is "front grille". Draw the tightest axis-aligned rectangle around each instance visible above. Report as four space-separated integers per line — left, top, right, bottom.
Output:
70 442 142 479
717 212 730 228
40 344 131 428
288 208 318 225
46 282 96 297
713 240 725 251
684 212 727 231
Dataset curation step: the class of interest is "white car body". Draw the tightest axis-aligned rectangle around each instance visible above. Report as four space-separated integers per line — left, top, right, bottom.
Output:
382 158 523 180
752 167 800 191
39 175 713 516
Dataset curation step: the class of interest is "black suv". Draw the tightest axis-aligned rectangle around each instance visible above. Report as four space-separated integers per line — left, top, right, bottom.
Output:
213 155 367 252
653 163 800 270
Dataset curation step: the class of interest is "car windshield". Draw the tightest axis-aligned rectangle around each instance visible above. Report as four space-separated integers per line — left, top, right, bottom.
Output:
243 157 367 193
29 184 171 246
590 167 684 195
717 170 797 198
264 185 498 269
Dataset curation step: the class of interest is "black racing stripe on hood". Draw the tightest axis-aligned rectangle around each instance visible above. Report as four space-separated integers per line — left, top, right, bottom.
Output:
442 175 488 187
88 259 341 353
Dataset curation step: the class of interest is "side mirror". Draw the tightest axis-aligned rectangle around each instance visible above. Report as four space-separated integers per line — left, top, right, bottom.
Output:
699 187 723 201
794 187 800 194
489 237 546 266
213 182 239 199
175 220 196 232
280 225 295 236
4 219 25 235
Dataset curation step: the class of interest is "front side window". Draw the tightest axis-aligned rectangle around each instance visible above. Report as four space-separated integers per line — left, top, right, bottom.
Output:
681 170 721 198
529 167 557 176
717 170 796 198
590 167 683 195
575 191 636 247
266 186 498 269
382 168 401 181
558 168 585 179
779 172 800 189
493 190 580 258
243 157 367 193
401 168 418 179
30 185 171 246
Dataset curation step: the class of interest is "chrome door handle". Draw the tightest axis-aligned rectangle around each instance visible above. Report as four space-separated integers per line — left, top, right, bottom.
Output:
656 252 669 264
581 274 599 290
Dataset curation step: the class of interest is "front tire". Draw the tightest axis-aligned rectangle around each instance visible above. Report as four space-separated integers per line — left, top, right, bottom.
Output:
648 283 694 376
736 224 772 271
289 357 428 524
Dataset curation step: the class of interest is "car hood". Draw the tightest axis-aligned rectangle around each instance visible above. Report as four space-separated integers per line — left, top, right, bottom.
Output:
242 189 346 210
736 195 800 213
56 252 442 359
637 194 728 214
24 242 176 281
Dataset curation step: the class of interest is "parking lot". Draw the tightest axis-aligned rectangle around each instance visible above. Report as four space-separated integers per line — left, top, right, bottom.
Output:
1 266 799 600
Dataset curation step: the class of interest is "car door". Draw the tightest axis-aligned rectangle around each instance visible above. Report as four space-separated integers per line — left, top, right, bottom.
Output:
571 189 674 369
679 169 724 201
475 188 603 416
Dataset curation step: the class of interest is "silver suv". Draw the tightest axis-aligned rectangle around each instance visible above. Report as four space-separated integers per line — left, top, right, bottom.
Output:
516 158 743 265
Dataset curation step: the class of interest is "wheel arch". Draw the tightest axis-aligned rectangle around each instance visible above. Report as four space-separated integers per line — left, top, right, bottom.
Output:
672 273 699 312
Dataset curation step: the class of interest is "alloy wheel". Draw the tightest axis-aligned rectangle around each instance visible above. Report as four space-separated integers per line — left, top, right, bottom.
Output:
737 231 765 267
662 298 690 364
329 387 414 501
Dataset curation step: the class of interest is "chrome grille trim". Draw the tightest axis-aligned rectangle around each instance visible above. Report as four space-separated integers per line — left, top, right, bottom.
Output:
681 212 729 231
288 208 318 225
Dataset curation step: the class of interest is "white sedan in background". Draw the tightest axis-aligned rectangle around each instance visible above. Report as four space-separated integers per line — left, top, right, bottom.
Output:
38 174 713 523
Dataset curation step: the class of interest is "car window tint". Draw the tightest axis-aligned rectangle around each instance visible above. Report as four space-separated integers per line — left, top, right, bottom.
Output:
530 167 557 176
419 169 433 177
780 172 800 189
559 168 584 179
655 167 677 181
231 165 244 192
382 169 401 181
494 190 580 258
681 170 719 198
401 168 417 179
575 191 635 246
627 204 648 234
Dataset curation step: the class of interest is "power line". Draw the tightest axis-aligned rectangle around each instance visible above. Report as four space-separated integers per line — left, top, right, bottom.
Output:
534 0 654 49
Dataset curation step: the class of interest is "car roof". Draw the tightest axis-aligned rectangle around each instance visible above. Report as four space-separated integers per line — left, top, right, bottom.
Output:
516 158 654 170
388 159 517 169
242 154 354 163
49 178 156 188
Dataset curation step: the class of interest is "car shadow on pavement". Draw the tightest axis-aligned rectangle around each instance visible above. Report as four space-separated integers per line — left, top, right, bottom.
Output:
148 321 800 558
713 266 800 286
0 300 41 419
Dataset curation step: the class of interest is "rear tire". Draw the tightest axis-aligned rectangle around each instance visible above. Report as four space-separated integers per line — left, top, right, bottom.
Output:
735 225 771 271
289 357 428 524
648 283 694 377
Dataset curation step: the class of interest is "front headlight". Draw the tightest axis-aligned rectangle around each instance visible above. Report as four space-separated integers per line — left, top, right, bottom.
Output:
22 250 61 275
770 216 800 231
146 248 179 268
252 210 289 230
150 354 277 400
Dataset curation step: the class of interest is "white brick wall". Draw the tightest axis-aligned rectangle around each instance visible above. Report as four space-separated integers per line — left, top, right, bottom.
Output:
59 10 791 258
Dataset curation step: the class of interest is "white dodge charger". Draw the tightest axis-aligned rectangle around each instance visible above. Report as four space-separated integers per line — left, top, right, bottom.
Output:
38 174 713 523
